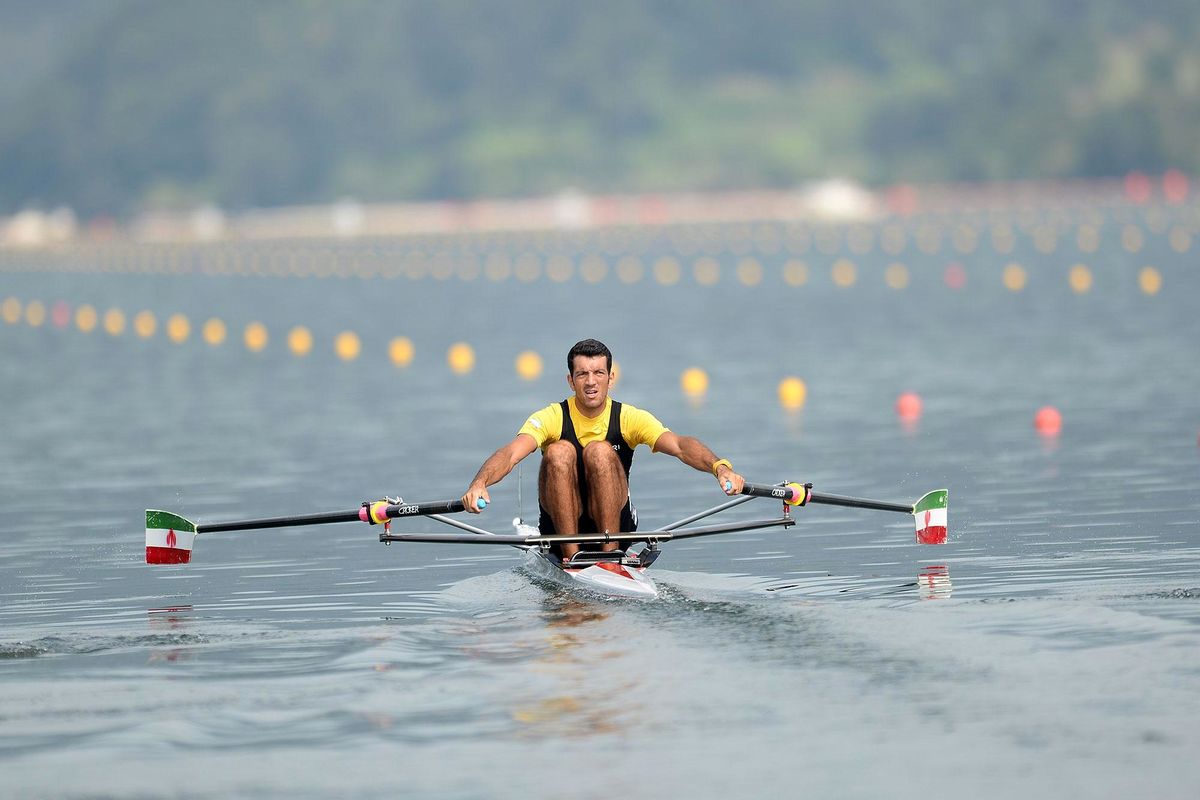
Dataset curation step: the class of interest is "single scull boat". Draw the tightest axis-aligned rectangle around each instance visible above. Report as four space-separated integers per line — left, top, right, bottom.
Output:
146 482 948 599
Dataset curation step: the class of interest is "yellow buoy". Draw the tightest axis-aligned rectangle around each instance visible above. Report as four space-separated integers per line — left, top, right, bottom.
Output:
484 253 512 282
334 331 361 361
953 224 978 254
1121 225 1144 253
653 257 681 285
881 225 906 255
546 255 574 283
1002 263 1027 292
1076 225 1100 253
244 322 269 352
736 258 763 286
26 300 46 327
778 377 807 411
693 257 720 286
1139 266 1162 295
389 336 414 367
681 367 709 398
166 313 190 343
75 304 98 333
456 255 481 281
616 256 644 284
884 263 909 290
991 225 1015 254
782 260 809 287
515 350 543 380
1033 227 1057 254
1 297 21 325
514 253 541 283
104 308 126 336
1068 264 1093 294
580 255 608 283
133 310 157 338
288 326 313 356
831 259 857 287
448 342 476 374
202 318 227 346
1169 226 1192 254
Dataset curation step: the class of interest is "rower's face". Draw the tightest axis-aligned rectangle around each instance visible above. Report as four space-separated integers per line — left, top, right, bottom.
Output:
567 354 612 412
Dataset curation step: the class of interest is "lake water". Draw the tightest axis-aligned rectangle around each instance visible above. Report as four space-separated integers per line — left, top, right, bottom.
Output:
2 206 1199 798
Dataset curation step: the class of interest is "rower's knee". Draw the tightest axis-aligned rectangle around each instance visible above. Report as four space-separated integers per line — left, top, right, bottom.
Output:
582 441 620 472
541 440 577 475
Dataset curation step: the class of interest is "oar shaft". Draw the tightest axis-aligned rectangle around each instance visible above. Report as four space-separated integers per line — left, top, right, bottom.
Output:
809 492 911 514
195 498 469 534
198 510 360 533
740 481 913 514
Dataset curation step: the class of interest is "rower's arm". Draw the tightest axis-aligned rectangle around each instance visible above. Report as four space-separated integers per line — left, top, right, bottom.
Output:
461 434 539 513
652 431 744 496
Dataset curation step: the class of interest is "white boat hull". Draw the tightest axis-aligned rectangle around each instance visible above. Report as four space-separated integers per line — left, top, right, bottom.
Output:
517 524 659 599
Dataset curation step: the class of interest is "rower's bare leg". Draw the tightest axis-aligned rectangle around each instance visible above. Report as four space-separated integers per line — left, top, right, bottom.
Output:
540 440 582 560
582 441 628 551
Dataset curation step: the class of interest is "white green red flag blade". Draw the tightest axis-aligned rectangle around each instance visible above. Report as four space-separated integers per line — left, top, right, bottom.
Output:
145 510 197 564
913 490 948 544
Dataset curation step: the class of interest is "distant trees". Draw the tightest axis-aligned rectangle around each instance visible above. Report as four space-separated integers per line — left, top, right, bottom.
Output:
0 0 1197 217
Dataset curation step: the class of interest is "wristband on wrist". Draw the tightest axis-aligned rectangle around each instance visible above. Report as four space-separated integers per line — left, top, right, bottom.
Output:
711 458 733 476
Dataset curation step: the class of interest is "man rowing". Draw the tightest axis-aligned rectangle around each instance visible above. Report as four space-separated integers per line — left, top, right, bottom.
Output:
460 338 745 562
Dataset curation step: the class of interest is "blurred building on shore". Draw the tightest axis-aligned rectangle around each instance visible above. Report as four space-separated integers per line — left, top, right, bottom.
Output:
0 173 1186 249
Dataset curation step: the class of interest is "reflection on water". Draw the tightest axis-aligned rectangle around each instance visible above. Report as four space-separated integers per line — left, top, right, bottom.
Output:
510 596 628 738
146 605 194 663
917 565 952 600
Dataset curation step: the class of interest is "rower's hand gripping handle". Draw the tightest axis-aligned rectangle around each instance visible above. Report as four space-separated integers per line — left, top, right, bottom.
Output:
359 497 486 526
739 481 813 506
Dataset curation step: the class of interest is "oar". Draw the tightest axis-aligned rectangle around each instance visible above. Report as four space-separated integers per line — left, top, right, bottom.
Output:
145 497 484 564
739 481 949 543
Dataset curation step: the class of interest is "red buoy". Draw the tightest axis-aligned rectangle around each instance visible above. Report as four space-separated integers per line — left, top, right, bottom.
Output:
1034 406 1062 436
51 300 71 328
896 392 923 420
944 262 967 289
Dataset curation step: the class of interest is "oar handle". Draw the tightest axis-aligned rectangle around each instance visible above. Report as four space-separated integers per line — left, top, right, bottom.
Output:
359 497 483 524
740 481 811 506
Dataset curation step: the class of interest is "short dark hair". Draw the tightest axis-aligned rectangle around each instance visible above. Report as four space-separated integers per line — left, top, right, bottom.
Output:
567 338 612 373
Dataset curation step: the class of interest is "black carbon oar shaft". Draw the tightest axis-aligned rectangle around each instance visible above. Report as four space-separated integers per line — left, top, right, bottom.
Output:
808 492 911 514
740 481 912 514
195 498 469 534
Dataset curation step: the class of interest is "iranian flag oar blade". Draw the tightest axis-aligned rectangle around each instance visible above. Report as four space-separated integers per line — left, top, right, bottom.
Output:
144 497 481 564
146 510 197 564
739 482 949 544
913 489 948 544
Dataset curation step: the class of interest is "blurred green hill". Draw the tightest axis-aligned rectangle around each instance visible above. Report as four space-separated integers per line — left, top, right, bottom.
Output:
2 0 1198 217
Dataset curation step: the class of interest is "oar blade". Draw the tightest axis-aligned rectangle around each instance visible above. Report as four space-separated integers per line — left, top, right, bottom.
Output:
913 490 948 544
145 510 197 564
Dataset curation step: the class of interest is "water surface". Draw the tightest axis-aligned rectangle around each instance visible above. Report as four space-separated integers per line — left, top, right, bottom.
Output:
3 211 1199 798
